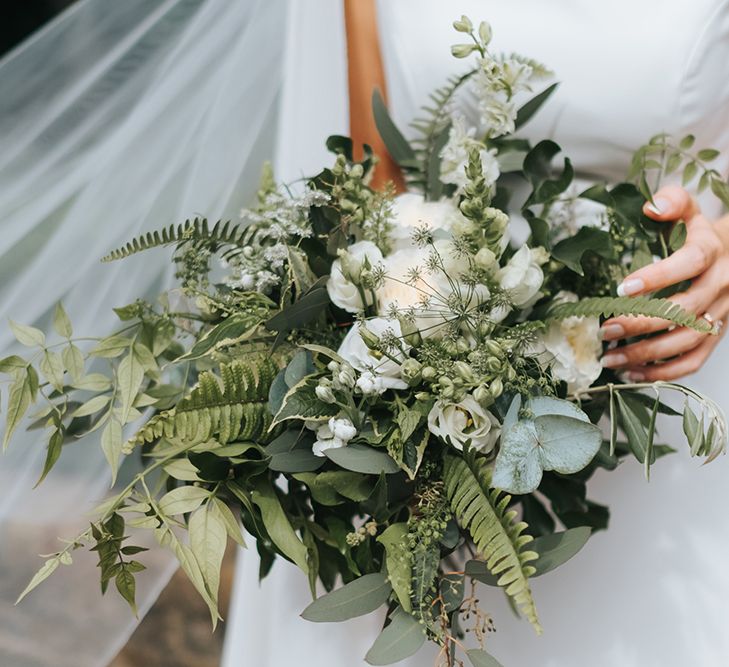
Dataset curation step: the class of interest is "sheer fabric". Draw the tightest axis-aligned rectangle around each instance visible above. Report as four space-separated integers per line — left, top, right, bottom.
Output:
0 1 287 664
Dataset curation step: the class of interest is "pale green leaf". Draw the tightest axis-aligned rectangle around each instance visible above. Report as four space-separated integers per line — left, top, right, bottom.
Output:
72 394 110 418
467 649 504 667
212 497 246 548
158 486 210 515
39 350 65 393
62 344 85 383
189 503 227 606
90 336 131 358
164 458 202 481
72 373 112 392
10 320 45 347
53 303 73 338
325 444 400 475
101 420 123 485
117 350 145 423
377 523 412 612
365 607 425 665
0 355 28 374
301 572 391 622
3 370 33 450
16 558 60 603
531 527 592 576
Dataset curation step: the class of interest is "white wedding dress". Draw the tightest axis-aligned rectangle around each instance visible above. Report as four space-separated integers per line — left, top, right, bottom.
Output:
223 2 729 666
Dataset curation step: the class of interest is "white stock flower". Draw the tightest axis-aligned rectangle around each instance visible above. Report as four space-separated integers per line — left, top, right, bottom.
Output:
439 116 500 191
388 193 462 251
356 371 385 396
427 395 501 453
498 245 545 308
537 291 603 394
337 318 408 391
326 240 383 313
312 417 357 457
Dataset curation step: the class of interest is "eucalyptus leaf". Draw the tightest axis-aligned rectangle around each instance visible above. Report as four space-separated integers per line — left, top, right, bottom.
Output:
467 649 505 667
372 89 416 165
325 444 400 475
531 527 591 576
301 572 391 622
365 607 425 665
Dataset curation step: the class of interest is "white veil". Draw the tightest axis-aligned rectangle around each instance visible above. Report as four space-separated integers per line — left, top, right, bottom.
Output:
0 0 290 664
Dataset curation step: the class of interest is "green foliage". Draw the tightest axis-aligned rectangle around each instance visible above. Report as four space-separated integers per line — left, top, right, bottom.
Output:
301 572 392 622
548 296 713 333
102 217 253 262
365 607 426 665
443 451 541 633
131 358 279 446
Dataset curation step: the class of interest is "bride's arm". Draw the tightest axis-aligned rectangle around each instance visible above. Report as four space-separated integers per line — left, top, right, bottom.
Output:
600 185 729 380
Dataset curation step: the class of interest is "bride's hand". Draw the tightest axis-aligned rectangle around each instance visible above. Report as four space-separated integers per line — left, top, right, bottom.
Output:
600 185 729 381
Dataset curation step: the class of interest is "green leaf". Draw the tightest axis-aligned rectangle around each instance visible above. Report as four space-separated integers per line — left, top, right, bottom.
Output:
531 527 591 576
180 312 263 361
72 373 112 392
551 226 614 275
698 148 720 162
158 486 210 515
212 497 246 548
710 176 729 209
377 523 412 612
101 420 123 485
0 355 28 374
515 82 558 130
266 287 330 334
115 569 137 615
284 350 315 388
189 503 227 606
62 344 85 383
301 572 391 622
3 369 33 450
325 444 400 474
251 479 309 573
117 350 145 423
72 394 111 418
9 320 45 347
36 428 63 487
372 89 416 165
493 399 602 494
39 350 65 392
616 393 649 463
426 122 450 200
682 403 704 456
16 558 61 603
272 375 339 426
682 161 698 186
53 303 73 338
679 134 695 150
467 649 505 667
90 336 131 358
365 607 425 665
668 221 687 251
269 448 325 473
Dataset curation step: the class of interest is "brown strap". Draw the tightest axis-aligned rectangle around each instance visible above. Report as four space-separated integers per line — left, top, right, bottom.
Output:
343 0 405 192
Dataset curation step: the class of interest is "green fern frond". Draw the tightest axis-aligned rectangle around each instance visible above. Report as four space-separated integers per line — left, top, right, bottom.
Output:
548 296 713 333
443 452 541 633
131 358 279 446
102 218 252 262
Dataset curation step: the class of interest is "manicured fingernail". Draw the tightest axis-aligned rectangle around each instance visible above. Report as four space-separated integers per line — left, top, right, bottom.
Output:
602 352 627 368
601 323 625 341
645 197 671 215
617 278 644 297
627 371 645 381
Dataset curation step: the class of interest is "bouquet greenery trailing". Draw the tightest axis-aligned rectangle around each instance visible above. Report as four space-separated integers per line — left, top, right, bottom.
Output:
3 16 728 667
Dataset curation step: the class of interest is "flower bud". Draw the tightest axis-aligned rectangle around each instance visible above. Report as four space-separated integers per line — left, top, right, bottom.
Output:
451 43 477 59
453 361 475 383
506 365 517 382
474 247 499 273
358 325 381 350
456 337 471 354
398 317 423 347
350 164 364 179
477 320 495 337
415 391 431 401
486 357 502 373
401 358 423 385
484 340 503 357
478 21 493 46
421 366 437 381
490 377 504 398
453 15 473 33
315 383 336 404
473 384 493 407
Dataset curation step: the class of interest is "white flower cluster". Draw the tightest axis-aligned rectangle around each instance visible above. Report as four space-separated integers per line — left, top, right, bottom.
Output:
311 416 358 457
439 115 501 191
221 244 287 295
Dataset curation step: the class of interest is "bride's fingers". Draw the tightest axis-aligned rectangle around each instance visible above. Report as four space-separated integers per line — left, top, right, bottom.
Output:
601 269 721 340
642 184 700 222
602 326 708 369
622 331 724 382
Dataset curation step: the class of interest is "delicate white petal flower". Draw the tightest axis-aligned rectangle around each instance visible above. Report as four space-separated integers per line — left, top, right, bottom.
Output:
356 371 385 396
326 241 384 313
439 116 501 191
388 193 463 251
312 435 345 457
328 417 357 442
427 395 501 453
536 291 603 393
498 245 545 308
337 318 409 391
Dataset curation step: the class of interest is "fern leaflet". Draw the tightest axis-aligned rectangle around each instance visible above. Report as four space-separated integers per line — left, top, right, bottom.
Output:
130 358 279 447
548 296 713 333
443 451 541 633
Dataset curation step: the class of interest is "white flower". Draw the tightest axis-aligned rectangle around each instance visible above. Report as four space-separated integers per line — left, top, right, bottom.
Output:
536 291 603 393
427 395 501 453
498 245 545 308
500 58 535 94
326 241 384 313
337 318 408 392
356 371 385 396
329 417 357 442
439 116 501 191
388 193 463 252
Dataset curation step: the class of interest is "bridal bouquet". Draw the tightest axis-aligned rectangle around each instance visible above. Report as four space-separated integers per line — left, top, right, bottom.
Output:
4 16 727 667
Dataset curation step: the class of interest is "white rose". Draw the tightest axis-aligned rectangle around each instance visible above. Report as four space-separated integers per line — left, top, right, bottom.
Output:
498 245 545 308
427 395 501 453
388 193 464 252
326 241 384 313
536 291 603 393
439 116 501 191
337 318 408 392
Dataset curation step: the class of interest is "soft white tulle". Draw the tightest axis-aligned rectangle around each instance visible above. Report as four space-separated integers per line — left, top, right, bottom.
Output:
0 1 288 664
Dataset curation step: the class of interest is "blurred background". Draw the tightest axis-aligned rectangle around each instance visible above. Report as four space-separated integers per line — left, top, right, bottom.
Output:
2 2 233 665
